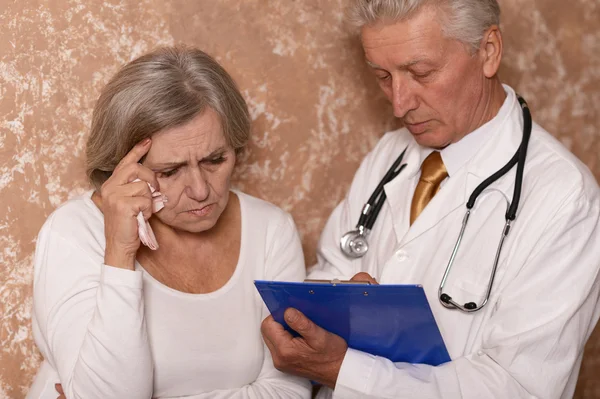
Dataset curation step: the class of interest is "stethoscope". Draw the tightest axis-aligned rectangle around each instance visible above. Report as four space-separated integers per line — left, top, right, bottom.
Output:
340 147 408 258
340 95 532 313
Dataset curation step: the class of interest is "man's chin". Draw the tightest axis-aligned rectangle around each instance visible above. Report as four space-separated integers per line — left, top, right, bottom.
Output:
410 130 451 150
412 134 438 149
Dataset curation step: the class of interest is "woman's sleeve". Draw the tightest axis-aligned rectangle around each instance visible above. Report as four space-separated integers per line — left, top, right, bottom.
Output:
32 218 153 399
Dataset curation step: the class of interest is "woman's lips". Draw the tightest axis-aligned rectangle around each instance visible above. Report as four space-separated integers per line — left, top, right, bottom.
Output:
185 204 215 217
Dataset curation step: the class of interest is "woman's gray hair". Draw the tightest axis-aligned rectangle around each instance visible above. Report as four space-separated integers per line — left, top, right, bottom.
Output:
348 0 501 51
86 46 251 190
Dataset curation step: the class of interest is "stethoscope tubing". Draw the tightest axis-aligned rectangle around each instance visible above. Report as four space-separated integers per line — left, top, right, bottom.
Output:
341 94 533 314
359 147 408 230
439 95 532 312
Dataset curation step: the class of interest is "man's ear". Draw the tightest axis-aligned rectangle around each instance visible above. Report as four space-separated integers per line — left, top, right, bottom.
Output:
481 25 503 78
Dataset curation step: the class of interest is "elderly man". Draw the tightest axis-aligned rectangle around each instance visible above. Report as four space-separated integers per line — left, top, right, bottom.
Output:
261 0 600 398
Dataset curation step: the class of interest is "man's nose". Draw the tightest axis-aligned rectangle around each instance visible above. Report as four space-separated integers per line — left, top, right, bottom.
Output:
391 77 419 118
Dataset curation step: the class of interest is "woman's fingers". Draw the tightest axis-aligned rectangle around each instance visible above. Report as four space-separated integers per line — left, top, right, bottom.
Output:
98 138 164 263
110 139 159 189
102 181 152 212
114 138 151 171
112 194 154 219
136 196 154 221
109 162 159 191
116 180 153 199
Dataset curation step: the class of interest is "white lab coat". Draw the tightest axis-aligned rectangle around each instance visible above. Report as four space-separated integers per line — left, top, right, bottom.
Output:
309 86 600 399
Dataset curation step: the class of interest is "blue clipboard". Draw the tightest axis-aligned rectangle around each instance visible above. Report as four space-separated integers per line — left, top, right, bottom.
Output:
255 280 450 366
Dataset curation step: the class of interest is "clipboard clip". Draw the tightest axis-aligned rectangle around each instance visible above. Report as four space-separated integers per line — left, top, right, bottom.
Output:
304 278 372 286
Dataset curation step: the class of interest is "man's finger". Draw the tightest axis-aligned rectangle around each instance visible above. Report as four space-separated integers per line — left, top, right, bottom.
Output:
350 272 378 285
284 308 323 342
261 315 299 368
263 330 277 354
55 383 64 394
261 315 292 347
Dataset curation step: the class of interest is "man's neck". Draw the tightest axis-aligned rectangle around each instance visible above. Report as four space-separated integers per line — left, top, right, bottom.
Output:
447 78 506 147
475 78 506 131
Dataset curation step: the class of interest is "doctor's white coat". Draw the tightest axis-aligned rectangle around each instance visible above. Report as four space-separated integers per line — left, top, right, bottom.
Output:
309 86 600 399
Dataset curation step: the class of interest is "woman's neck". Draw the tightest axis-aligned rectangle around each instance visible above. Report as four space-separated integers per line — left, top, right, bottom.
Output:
136 191 242 294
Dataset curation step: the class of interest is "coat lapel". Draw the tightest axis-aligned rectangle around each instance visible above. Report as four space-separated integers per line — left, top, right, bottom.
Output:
382 140 424 245
384 88 524 248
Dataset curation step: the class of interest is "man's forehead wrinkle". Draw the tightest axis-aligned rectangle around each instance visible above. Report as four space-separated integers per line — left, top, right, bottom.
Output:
362 23 450 72
361 7 445 49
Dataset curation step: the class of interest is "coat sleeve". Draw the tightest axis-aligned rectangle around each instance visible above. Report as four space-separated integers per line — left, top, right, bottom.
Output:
31 218 153 399
331 186 600 399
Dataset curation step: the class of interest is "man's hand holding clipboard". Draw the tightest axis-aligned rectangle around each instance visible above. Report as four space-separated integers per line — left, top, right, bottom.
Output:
260 273 380 387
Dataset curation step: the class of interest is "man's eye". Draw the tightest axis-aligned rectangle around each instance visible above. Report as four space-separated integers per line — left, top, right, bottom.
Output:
376 73 391 82
412 70 433 79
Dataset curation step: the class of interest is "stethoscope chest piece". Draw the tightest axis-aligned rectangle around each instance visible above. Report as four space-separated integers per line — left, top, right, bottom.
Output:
338 94 532 313
339 147 409 259
340 229 370 258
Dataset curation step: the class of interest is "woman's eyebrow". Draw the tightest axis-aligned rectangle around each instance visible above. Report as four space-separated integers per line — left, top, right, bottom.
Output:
149 161 187 172
148 147 228 171
202 147 227 160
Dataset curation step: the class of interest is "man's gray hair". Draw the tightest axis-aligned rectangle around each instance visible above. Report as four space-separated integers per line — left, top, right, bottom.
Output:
348 0 501 51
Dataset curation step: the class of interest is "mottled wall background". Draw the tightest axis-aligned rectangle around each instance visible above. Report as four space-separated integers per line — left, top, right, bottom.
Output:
0 0 598 397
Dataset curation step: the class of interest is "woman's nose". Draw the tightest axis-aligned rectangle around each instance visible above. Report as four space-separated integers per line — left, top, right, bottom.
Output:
184 167 210 201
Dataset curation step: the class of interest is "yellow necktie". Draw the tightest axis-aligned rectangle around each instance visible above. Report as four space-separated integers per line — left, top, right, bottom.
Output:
410 151 448 225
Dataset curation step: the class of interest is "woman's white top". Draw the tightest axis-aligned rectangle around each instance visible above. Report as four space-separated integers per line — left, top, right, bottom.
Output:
27 191 311 399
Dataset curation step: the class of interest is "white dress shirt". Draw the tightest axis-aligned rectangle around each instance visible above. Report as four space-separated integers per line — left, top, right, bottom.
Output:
28 191 311 399
310 85 600 399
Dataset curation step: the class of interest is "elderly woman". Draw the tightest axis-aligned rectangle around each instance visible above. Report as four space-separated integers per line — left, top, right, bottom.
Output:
27 47 311 399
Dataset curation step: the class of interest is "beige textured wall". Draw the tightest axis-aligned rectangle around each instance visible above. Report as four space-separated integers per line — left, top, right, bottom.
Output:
0 0 598 397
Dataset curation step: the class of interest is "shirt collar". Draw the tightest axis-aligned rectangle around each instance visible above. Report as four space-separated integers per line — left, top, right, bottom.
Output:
409 84 516 178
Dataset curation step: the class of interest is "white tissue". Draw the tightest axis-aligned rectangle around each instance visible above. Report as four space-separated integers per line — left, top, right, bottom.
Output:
133 179 166 250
